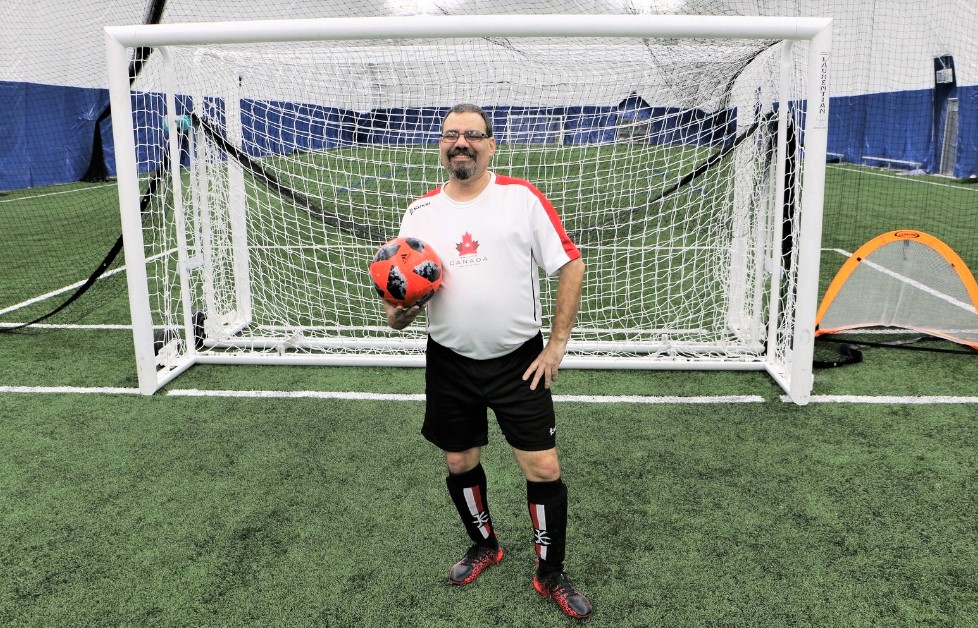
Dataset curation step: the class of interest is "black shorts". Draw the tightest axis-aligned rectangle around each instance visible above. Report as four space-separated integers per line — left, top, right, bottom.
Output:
422 333 557 452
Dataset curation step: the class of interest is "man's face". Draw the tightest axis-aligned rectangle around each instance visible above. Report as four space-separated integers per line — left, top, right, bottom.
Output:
440 112 496 181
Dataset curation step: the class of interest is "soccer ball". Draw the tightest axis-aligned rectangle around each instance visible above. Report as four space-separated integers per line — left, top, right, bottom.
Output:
369 236 443 307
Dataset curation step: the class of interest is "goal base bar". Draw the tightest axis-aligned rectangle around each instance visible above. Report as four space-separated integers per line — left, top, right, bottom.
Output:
150 347 806 403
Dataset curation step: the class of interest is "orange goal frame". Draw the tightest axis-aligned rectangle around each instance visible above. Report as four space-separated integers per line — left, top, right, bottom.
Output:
815 230 978 349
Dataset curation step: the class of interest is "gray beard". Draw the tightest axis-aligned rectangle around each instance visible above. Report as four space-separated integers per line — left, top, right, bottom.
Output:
448 161 477 180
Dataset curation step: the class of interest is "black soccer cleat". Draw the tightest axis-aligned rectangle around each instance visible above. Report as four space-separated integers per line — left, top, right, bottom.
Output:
533 565 593 620
448 542 504 586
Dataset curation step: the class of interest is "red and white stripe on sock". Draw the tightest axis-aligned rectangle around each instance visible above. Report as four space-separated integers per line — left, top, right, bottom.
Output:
529 502 551 560
463 485 493 540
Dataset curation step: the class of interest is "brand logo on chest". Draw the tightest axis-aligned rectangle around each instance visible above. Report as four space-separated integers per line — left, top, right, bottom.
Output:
451 232 488 267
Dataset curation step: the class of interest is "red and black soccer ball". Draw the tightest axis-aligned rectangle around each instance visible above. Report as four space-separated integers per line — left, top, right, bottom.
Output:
369 236 443 307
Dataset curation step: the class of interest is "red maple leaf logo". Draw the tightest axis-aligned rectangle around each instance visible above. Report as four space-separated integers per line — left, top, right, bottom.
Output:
456 232 480 256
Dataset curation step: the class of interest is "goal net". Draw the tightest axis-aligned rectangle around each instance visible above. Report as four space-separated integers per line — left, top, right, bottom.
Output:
105 15 832 401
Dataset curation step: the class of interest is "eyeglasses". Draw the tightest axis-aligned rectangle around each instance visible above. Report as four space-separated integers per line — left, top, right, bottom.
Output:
440 130 491 143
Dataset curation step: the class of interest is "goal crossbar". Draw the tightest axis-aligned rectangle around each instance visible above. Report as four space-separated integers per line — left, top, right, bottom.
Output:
105 14 832 47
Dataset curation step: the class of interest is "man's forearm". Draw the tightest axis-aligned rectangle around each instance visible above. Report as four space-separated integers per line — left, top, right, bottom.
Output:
549 258 584 344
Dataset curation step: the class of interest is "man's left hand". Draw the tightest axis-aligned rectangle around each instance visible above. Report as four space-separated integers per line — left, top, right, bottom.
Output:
522 338 568 390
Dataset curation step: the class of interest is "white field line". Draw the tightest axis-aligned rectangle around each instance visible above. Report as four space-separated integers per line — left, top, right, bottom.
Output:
167 389 427 401
3 386 978 404
166 389 764 403
0 182 115 204
554 394 764 403
0 386 142 395
792 394 978 404
0 385 762 403
0 243 860 323
0 264 129 316
0 323 133 330
3 243 956 322
0 248 170 318
3 245 973 403
826 163 978 193
825 248 975 312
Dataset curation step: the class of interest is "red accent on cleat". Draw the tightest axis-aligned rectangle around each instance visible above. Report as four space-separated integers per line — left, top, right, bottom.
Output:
448 543 504 586
533 568 593 619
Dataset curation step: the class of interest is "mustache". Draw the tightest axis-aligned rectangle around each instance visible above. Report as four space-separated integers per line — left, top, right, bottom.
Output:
447 147 476 158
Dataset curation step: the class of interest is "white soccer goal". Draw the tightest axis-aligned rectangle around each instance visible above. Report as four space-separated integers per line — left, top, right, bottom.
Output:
105 14 832 402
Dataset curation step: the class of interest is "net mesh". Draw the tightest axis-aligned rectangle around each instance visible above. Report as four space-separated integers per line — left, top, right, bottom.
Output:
123 29 805 374
4 0 976 345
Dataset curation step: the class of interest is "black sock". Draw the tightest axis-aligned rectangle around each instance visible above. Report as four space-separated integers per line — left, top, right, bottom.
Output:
446 464 497 548
527 478 568 575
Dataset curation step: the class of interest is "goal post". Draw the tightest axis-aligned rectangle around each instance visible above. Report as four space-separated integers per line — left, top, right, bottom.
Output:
105 14 832 402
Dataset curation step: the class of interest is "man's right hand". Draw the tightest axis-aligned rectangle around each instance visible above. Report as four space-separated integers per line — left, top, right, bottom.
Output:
385 300 424 330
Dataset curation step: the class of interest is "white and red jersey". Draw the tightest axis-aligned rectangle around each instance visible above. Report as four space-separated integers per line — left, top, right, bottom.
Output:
400 172 580 359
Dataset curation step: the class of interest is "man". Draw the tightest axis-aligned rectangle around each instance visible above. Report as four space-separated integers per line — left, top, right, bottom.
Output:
383 103 592 620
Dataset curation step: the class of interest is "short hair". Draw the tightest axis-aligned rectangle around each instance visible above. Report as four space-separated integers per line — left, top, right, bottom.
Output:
443 103 494 138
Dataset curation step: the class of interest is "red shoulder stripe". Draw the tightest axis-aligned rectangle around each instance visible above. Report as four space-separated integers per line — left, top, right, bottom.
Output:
494 175 580 260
